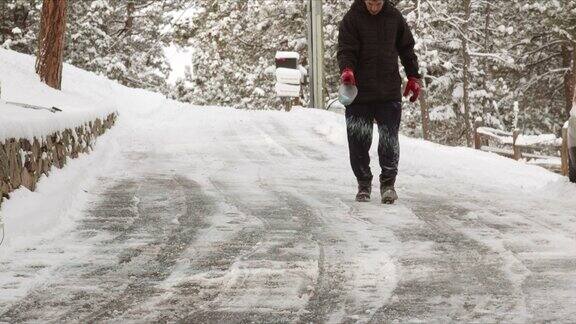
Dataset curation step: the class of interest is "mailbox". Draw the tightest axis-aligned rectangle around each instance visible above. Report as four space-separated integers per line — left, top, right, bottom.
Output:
275 68 301 85
275 51 299 70
274 51 301 100
275 83 300 97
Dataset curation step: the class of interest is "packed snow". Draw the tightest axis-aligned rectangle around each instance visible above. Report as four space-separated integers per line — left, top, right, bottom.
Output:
1 49 576 322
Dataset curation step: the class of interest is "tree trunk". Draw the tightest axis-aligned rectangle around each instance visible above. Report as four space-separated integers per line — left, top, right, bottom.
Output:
418 79 431 140
573 53 576 111
571 43 576 114
461 0 473 146
481 2 491 117
36 0 67 90
126 1 135 36
414 0 430 141
562 45 574 117
13 3 27 30
122 1 135 69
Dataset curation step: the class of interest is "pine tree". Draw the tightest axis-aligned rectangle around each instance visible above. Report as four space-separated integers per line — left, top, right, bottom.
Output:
66 0 187 93
172 0 309 109
2 0 188 94
516 1 576 119
0 0 40 54
397 0 521 144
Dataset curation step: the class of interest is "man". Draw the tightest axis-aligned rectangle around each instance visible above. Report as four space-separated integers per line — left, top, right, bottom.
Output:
337 0 421 204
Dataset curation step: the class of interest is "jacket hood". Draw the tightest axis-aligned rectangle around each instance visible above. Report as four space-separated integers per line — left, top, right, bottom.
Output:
351 0 390 16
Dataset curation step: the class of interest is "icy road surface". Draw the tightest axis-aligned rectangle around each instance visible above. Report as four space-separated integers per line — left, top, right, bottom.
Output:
2 105 576 323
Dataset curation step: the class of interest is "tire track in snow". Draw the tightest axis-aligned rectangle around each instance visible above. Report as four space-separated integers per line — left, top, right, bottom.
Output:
299 194 401 323
442 193 576 322
0 174 214 323
370 195 528 323
179 179 326 323
123 179 267 322
215 115 399 322
182 118 352 322
400 189 576 322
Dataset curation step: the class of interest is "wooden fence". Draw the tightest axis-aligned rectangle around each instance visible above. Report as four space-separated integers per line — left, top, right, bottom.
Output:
473 119 569 175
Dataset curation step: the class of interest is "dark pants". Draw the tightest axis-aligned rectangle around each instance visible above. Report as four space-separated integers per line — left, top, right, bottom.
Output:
345 101 401 182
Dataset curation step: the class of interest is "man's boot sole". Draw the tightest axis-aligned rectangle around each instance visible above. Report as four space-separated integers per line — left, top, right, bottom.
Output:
381 189 398 205
381 197 396 204
356 195 370 202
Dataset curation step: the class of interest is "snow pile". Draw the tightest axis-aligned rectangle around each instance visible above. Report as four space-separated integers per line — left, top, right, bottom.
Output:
0 49 119 257
0 49 117 141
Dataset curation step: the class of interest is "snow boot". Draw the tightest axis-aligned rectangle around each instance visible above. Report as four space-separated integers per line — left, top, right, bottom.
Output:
380 176 398 205
355 180 372 202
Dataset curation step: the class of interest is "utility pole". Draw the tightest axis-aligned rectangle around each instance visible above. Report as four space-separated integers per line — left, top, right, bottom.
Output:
307 0 324 109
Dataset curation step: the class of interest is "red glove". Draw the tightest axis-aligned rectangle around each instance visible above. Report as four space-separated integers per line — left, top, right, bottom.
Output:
341 68 356 86
403 77 421 102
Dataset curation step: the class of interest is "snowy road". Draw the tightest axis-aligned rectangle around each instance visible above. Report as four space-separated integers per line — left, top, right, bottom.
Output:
2 104 576 323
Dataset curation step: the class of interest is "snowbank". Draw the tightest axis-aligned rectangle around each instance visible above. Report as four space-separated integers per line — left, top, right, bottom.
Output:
0 49 120 255
0 49 117 142
0 49 118 202
311 109 563 192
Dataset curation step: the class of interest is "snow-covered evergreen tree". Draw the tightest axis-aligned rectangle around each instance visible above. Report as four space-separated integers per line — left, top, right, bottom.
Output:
0 0 40 54
391 0 518 145
66 0 188 93
510 1 576 134
172 0 309 109
2 0 187 94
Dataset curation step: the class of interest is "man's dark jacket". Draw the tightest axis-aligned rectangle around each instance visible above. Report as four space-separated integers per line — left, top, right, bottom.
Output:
337 0 420 104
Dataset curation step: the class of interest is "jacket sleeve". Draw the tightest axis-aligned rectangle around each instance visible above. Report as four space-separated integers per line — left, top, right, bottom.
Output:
337 14 359 73
396 14 421 78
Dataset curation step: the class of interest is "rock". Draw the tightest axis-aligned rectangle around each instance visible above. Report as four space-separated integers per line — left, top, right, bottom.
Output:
0 142 8 182
0 112 116 209
21 164 36 191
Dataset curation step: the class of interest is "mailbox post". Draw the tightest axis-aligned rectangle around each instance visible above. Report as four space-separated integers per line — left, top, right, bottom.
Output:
274 51 302 111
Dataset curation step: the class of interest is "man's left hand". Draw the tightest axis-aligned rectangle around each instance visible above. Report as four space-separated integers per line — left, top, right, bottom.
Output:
403 77 421 102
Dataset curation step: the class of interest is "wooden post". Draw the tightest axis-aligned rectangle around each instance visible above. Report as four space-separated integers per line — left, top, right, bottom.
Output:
512 129 522 160
474 118 483 150
562 46 573 116
562 125 569 176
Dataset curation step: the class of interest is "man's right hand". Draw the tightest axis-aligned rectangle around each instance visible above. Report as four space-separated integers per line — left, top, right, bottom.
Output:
341 68 356 86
